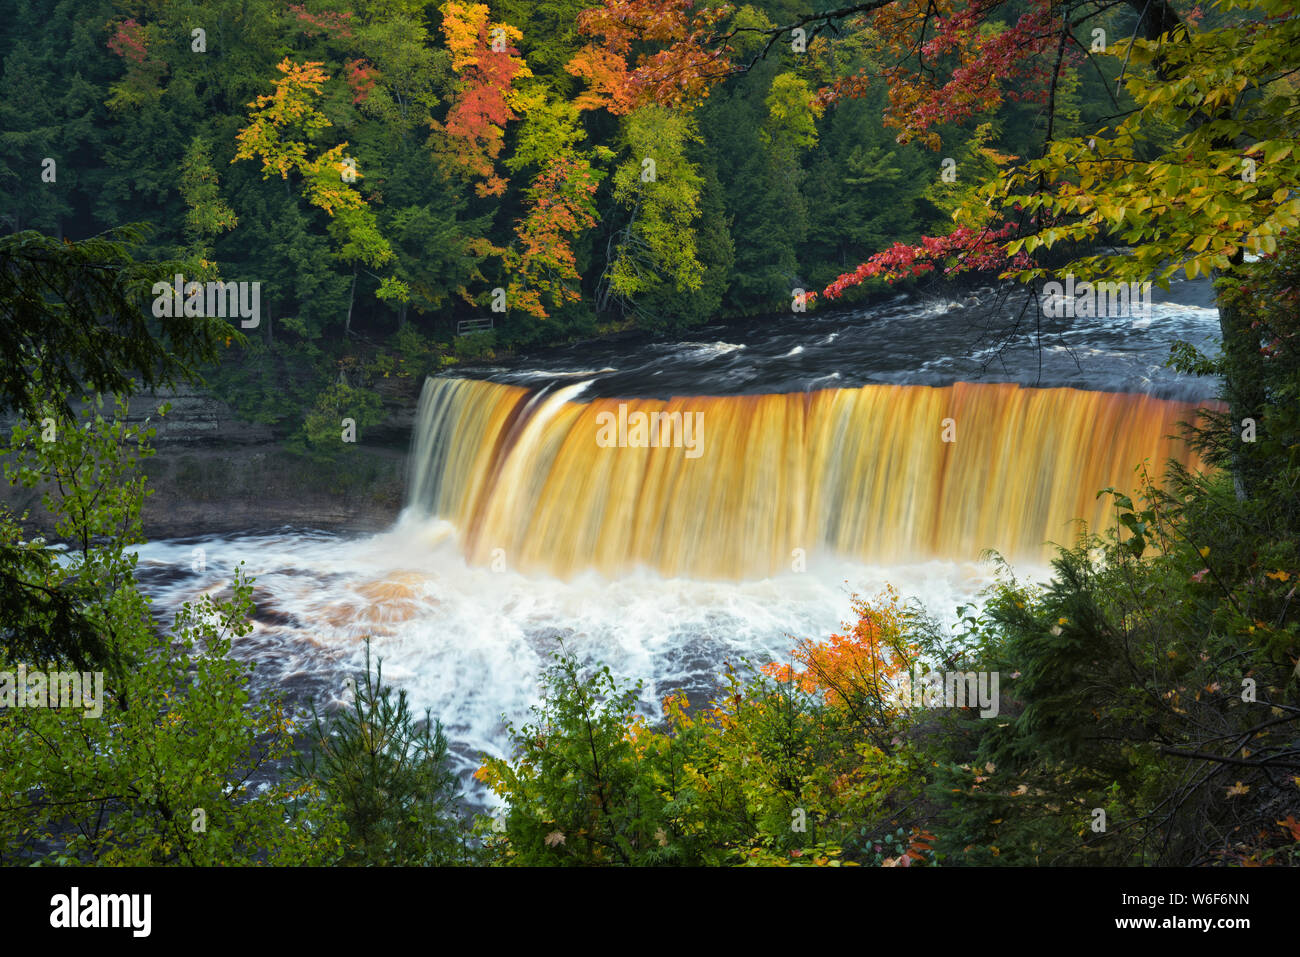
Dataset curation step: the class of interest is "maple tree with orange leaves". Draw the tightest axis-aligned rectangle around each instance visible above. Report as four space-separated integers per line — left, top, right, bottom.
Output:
430 1 532 197
566 0 735 114
763 586 917 752
503 154 604 318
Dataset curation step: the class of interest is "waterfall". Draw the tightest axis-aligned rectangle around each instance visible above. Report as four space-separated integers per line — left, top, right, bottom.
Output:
407 376 1210 580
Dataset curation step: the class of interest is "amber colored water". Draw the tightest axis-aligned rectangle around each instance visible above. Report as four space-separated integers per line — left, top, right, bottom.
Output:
407 376 1209 581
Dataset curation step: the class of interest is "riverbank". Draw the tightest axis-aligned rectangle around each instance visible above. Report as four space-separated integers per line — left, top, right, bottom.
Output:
1 382 411 542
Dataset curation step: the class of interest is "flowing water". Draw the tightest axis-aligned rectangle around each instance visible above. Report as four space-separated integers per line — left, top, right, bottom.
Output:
407 377 1207 579
133 283 1224 793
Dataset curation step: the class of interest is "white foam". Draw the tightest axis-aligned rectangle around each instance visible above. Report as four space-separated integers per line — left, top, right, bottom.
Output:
671 341 747 359
508 367 616 380
134 523 1035 799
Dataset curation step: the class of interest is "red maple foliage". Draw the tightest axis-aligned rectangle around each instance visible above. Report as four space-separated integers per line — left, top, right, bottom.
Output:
815 222 1033 302
106 18 148 65
805 0 1079 300
817 0 1067 149
432 4 530 197
287 3 355 40
344 58 379 104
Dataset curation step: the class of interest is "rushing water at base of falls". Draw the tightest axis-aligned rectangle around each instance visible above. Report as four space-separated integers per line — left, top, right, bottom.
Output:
134 522 1014 790
132 285 1224 800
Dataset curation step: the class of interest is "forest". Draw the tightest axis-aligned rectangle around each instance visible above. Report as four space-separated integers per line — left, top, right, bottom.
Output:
2 0 1122 447
1 0 1298 871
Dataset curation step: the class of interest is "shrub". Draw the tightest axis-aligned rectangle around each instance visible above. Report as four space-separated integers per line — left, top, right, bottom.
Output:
293 641 475 866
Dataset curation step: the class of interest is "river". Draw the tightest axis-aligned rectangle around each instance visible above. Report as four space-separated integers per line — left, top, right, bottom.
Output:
132 280 1223 795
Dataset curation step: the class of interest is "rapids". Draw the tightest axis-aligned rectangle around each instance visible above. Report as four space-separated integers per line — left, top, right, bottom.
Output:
133 284 1223 797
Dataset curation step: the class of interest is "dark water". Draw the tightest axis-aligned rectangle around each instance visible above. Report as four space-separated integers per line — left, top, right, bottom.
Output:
457 279 1221 402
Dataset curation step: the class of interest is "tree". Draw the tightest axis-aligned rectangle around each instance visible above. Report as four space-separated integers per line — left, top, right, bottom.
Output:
800 85 935 290
0 12 84 235
293 641 475 866
475 653 669 865
300 380 385 460
500 92 610 319
601 104 708 324
565 0 734 115
0 227 226 423
701 72 799 308
0 395 344 864
478 609 931 867
341 2 496 323
178 135 238 263
429 1 532 198
233 56 406 338
0 224 226 690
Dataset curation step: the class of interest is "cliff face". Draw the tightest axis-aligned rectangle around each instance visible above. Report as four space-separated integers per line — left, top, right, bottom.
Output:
2 382 418 542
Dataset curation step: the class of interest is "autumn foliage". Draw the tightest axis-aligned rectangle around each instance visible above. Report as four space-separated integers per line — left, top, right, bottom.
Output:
566 0 734 114
106 18 148 65
504 155 604 318
431 1 532 197
763 586 914 716
818 0 1065 149
287 3 354 39
233 59 362 216
343 58 379 105
816 223 1033 301
479 589 937 867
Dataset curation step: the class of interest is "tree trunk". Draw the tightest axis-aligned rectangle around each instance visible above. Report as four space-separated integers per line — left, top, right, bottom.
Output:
345 268 357 337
